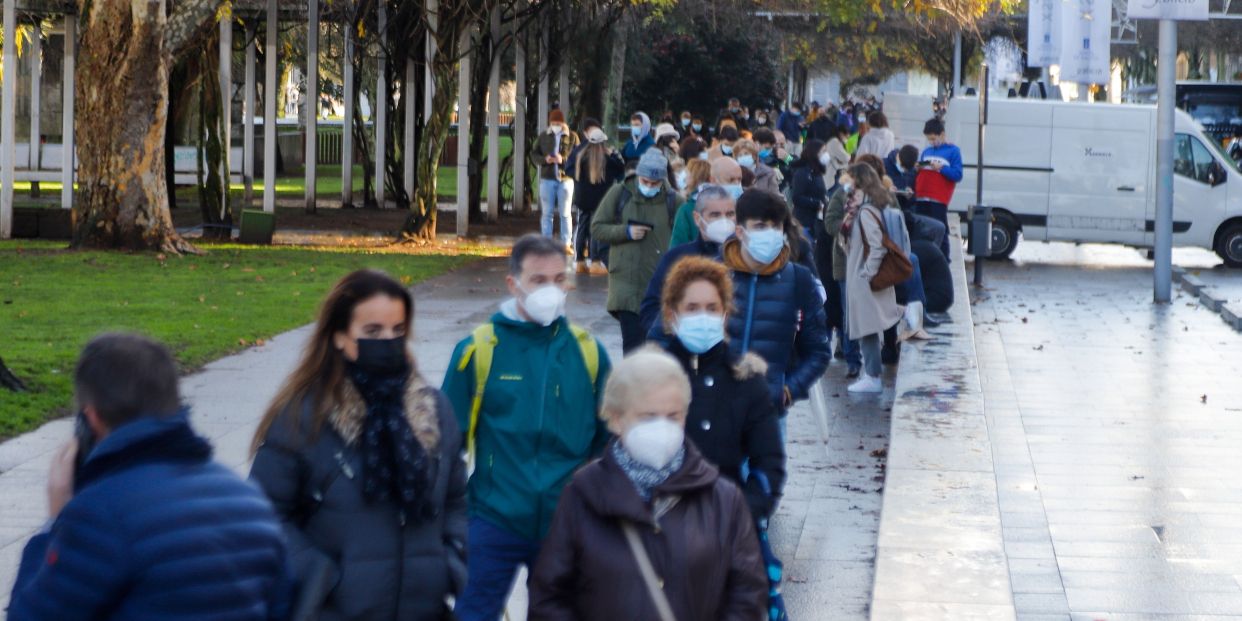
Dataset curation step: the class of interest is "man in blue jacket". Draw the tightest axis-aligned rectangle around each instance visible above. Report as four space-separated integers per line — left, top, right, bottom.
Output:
8 333 291 621
914 117 964 258
639 184 737 334
649 190 831 425
776 102 805 158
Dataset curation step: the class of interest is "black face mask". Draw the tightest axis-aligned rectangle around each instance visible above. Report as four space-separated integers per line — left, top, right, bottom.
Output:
352 337 409 375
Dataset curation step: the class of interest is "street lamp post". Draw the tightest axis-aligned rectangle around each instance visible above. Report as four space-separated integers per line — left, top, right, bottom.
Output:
1153 19 1176 303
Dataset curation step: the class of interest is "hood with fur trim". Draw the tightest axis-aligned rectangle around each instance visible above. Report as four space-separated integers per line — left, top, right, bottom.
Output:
330 372 441 452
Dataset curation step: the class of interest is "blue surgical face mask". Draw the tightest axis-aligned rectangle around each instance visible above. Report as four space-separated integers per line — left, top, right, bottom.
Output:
759 148 773 160
676 313 725 354
721 144 734 156
638 182 661 198
737 154 756 169
676 169 689 190
722 183 744 200
698 152 709 161
632 125 644 138
681 118 691 127
692 123 702 132
744 228 785 264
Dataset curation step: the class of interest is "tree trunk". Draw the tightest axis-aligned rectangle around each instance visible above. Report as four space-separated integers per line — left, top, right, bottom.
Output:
402 35 461 241
0 357 26 392
198 28 231 239
73 0 197 253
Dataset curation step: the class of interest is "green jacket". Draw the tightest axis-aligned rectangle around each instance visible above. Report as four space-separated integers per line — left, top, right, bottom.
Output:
442 310 612 541
591 179 674 313
822 189 848 281
668 198 699 248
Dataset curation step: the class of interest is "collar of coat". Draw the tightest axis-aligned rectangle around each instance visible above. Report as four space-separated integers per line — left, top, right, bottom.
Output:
666 339 768 382
722 237 790 276
330 372 441 452
573 439 719 526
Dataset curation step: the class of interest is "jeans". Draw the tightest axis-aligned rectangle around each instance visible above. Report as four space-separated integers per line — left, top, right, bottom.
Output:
860 333 882 378
897 252 927 308
611 310 645 353
837 280 861 368
540 178 574 248
908 212 947 250
456 517 543 621
915 200 951 259
573 207 600 261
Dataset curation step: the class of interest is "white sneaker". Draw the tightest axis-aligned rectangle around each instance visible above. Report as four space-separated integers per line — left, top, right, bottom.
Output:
847 374 883 393
904 301 924 333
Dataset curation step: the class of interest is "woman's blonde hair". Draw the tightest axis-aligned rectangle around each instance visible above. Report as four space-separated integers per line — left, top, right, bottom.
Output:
599 347 691 423
575 142 610 185
733 139 758 157
685 158 711 190
847 162 894 209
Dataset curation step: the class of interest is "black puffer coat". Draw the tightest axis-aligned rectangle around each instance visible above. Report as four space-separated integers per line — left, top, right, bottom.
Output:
250 374 468 621
662 339 786 518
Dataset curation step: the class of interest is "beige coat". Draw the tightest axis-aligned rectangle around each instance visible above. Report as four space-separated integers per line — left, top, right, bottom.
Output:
845 202 904 339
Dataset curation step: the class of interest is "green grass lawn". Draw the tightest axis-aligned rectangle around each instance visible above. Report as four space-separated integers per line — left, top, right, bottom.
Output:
0 240 488 437
10 135 515 205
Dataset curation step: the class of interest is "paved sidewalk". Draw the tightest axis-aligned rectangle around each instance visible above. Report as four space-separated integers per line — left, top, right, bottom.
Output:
973 243 1242 619
0 256 890 617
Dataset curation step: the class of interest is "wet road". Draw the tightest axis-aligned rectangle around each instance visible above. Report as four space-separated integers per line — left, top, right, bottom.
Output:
971 241 1242 619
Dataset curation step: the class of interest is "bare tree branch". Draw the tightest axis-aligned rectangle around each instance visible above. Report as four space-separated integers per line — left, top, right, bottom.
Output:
166 0 226 59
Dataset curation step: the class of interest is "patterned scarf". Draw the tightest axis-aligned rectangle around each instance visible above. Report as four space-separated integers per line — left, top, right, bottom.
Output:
346 363 433 524
611 441 686 501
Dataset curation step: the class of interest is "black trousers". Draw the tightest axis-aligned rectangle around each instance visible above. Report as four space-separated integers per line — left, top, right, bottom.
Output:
612 311 645 353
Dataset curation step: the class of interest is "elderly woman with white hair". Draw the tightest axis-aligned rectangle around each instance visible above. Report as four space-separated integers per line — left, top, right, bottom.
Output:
528 348 768 621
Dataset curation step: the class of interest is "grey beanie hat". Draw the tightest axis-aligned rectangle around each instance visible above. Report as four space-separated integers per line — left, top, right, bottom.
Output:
636 149 668 181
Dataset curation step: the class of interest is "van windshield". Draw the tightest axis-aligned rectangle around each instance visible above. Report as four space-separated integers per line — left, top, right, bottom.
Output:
1204 134 1242 173
1186 101 1242 126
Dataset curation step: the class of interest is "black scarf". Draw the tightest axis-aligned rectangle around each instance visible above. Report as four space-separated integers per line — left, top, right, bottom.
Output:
346 363 433 523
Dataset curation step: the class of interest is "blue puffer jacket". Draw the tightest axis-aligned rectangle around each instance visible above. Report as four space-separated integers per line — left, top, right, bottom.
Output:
649 239 831 411
9 411 291 621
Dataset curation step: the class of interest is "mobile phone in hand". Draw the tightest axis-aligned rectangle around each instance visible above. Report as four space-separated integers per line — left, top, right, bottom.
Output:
74 411 96 482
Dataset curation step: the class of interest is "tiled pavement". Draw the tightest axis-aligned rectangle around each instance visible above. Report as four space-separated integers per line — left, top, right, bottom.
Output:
0 256 891 618
972 242 1242 620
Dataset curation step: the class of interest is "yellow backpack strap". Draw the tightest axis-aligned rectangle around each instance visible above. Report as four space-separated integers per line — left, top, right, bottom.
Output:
570 324 600 389
459 323 497 461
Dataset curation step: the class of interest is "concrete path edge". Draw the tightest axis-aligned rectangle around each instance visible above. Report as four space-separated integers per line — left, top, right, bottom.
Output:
868 239 1015 620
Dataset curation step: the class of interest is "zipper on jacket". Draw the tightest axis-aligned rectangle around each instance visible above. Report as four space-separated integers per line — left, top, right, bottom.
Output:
741 273 759 353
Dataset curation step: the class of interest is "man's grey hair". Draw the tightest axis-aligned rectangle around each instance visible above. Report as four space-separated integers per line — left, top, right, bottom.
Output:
509 234 567 275
695 185 733 211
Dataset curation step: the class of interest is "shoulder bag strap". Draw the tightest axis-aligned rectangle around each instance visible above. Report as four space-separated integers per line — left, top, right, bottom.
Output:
620 520 678 621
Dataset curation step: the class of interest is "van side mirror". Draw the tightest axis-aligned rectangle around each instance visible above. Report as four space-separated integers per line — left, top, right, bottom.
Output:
1210 162 1229 187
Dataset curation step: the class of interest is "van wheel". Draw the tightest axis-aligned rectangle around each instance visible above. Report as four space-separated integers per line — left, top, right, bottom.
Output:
987 212 1020 260
1216 223 1242 268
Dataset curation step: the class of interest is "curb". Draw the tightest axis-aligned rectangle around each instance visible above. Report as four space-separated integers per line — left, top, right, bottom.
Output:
868 233 1014 620
1176 269 1242 334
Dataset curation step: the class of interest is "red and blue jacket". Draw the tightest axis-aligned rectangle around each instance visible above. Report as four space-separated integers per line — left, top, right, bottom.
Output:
914 142 964 206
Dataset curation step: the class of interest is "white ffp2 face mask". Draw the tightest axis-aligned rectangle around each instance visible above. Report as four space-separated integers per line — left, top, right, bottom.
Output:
520 284 567 326
703 217 736 244
623 417 685 469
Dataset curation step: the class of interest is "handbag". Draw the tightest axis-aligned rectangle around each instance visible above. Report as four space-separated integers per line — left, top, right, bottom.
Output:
860 207 913 291
621 521 678 621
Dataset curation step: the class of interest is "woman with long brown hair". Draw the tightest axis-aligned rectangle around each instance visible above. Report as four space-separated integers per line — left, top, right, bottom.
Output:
249 269 467 620
840 163 905 393
571 126 625 275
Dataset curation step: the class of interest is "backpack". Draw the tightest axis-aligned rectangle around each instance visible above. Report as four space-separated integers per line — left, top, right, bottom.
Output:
612 182 680 226
455 322 600 462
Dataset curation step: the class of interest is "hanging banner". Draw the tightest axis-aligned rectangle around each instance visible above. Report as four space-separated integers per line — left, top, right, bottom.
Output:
1126 0 1209 20
1027 0 1061 67
1058 0 1111 85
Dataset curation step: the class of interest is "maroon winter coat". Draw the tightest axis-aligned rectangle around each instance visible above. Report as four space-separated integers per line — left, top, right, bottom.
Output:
527 440 768 621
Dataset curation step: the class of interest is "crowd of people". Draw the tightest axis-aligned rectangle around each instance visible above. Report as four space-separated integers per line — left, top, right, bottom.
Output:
9 95 963 621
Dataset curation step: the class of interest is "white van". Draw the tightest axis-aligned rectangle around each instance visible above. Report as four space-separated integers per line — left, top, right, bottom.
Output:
884 93 1242 266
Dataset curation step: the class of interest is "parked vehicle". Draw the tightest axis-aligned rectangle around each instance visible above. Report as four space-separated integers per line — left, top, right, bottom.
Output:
885 93 1242 266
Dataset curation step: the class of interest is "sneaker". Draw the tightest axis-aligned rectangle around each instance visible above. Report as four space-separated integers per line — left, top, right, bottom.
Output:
922 313 942 328
846 365 861 379
589 262 609 276
575 261 589 275
847 374 883 393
